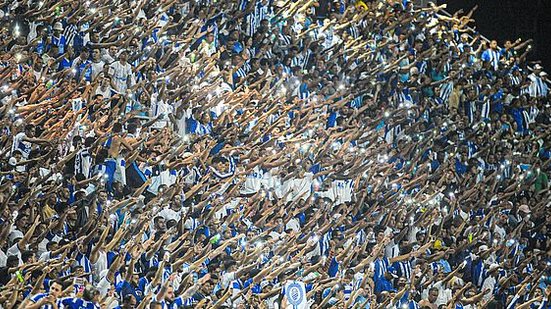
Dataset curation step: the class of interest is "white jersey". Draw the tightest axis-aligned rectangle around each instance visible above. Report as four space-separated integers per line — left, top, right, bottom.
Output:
240 166 264 194
528 73 549 98
109 61 133 93
150 93 174 129
91 60 105 81
214 199 239 220
173 103 190 138
261 170 275 189
71 98 85 112
95 85 112 99
326 179 354 205
0 250 7 268
12 132 32 158
7 243 22 266
158 208 182 222
281 178 294 202
290 172 313 202
271 176 284 200
93 250 108 279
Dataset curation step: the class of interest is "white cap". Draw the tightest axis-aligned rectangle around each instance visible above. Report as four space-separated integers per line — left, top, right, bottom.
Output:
9 230 24 244
53 22 64 31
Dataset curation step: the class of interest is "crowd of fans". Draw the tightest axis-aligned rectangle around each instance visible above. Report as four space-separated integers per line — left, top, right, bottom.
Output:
0 0 550 308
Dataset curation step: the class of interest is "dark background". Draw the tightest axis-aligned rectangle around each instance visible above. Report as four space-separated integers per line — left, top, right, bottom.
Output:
437 0 551 71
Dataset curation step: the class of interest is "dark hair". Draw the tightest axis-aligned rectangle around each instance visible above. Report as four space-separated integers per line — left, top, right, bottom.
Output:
46 241 58 250
123 294 135 304
84 137 95 147
83 285 99 301
6 255 19 267
113 122 123 133
127 122 138 134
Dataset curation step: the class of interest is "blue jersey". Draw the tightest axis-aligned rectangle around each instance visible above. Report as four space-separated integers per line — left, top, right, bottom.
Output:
116 280 143 303
154 296 191 309
58 57 73 71
76 60 93 82
58 297 99 309
30 293 58 309
51 35 67 55
374 257 390 280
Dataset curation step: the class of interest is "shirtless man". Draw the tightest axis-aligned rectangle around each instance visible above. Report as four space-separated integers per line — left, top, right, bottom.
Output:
104 122 133 190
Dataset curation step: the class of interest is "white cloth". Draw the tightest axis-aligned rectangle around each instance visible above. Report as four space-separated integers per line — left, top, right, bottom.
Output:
286 218 301 233
283 280 309 309
150 93 173 129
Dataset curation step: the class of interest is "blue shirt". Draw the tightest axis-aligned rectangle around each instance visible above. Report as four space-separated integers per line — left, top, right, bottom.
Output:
374 276 395 294
30 293 58 309
374 257 389 280
51 35 67 55
58 57 73 71
58 297 99 309
438 259 452 273
116 280 143 303
328 257 340 277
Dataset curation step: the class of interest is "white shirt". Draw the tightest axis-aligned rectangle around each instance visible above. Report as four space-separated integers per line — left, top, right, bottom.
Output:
109 61 133 93
0 250 7 268
240 166 264 195
286 218 301 233
173 104 190 138
150 93 173 129
101 53 116 65
95 85 113 99
38 251 52 262
221 271 236 289
12 132 32 158
434 282 452 306
528 73 549 98
93 250 108 279
325 179 354 205
158 208 182 222
7 243 22 265
289 172 313 202
481 276 496 302
91 60 105 81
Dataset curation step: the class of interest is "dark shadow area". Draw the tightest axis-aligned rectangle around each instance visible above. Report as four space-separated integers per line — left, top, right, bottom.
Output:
438 0 551 71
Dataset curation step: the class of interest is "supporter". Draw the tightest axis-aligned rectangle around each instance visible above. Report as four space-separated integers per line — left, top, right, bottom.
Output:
0 0 550 308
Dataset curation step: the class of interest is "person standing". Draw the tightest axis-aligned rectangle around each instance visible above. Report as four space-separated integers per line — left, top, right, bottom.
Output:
109 50 133 94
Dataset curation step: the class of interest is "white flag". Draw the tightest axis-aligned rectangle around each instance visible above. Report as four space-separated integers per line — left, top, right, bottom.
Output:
283 280 309 309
